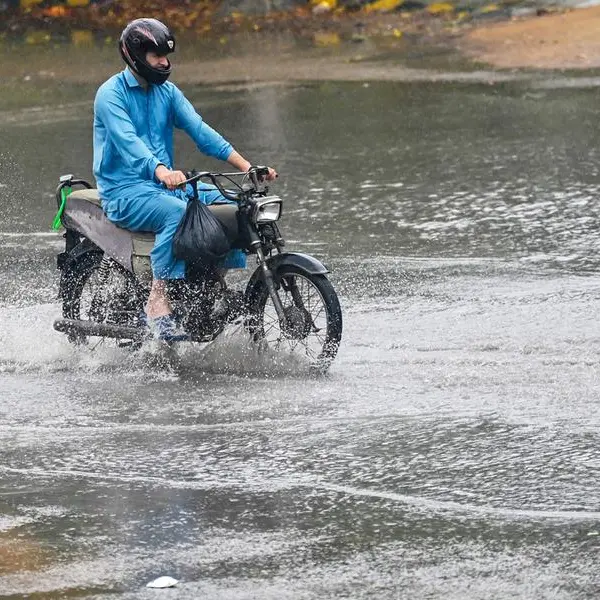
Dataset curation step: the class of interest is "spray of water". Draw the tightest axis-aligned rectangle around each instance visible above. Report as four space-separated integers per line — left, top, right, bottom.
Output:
0 304 313 378
175 318 314 377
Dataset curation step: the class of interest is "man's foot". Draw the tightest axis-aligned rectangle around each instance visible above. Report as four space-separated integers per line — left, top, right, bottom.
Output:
147 314 189 342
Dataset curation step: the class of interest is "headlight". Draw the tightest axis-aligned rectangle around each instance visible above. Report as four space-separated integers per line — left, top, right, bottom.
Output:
253 197 283 223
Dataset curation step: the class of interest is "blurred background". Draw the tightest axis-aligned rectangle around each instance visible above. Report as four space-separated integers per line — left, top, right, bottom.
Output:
0 1 599 598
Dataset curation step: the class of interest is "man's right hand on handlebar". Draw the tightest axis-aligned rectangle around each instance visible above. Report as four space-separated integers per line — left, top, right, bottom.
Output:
261 167 278 181
155 165 187 190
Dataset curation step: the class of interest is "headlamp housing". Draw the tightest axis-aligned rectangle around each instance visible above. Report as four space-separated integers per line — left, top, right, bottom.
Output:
252 197 283 223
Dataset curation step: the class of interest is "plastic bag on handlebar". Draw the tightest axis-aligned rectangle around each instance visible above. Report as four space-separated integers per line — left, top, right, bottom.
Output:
172 194 231 269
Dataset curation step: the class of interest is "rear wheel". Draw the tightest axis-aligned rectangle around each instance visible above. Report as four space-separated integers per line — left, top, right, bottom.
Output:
62 251 144 345
246 266 342 372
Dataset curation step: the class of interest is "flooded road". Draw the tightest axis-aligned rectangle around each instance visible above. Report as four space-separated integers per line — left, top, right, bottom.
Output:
0 52 599 597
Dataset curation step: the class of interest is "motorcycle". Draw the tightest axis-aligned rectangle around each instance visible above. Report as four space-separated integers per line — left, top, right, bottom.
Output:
52 167 343 372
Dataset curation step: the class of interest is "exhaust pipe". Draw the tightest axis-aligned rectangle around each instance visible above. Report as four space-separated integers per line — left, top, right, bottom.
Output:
54 318 146 341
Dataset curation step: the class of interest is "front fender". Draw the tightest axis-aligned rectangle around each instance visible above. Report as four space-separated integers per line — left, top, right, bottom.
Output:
244 251 329 303
268 252 329 276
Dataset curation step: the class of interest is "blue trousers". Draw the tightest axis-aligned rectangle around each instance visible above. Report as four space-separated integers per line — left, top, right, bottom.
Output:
103 181 246 279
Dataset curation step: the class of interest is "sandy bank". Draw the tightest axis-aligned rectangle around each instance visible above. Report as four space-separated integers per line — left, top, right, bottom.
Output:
460 5 600 69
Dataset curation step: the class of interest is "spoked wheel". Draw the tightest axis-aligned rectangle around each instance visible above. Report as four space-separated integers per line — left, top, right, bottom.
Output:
247 266 342 372
62 251 144 347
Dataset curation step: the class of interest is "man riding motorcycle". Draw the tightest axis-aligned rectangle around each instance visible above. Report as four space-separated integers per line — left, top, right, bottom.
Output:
93 17 277 341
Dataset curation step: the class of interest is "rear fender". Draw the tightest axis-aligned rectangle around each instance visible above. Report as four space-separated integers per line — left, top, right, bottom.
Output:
65 238 102 265
63 198 134 272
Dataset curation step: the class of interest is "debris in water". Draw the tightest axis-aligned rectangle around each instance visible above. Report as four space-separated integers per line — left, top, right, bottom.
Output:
146 576 179 588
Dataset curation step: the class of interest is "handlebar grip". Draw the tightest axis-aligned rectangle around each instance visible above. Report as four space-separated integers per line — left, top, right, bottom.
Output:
250 165 270 181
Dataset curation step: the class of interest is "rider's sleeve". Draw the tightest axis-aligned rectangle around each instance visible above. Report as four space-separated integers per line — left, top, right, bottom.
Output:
172 87 233 161
94 87 162 181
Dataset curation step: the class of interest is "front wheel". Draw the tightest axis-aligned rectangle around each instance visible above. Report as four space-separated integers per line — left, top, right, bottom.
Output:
246 266 342 372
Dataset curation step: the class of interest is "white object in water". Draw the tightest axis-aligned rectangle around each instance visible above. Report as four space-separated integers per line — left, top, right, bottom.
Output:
146 576 179 588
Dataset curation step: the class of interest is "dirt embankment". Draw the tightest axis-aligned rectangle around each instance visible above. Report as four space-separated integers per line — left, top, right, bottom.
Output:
3 2 600 76
460 5 600 70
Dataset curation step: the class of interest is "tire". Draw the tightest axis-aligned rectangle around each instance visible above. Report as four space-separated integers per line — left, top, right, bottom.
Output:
61 251 143 345
246 266 342 372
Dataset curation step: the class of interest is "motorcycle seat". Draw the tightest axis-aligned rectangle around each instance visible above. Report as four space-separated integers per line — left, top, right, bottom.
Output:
67 188 240 251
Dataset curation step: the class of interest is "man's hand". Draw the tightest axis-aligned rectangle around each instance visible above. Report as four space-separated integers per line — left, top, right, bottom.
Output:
155 165 187 190
226 151 278 181
264 167 278 181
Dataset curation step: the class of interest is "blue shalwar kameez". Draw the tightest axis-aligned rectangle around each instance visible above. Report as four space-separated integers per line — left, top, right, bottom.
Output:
93 68 245 279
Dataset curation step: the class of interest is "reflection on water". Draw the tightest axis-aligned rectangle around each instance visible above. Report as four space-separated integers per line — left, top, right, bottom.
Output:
0 57 599 599
3 79 600 273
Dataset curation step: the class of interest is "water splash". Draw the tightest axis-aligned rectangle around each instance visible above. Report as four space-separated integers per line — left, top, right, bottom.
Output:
0 304 313 378
176 319 314 377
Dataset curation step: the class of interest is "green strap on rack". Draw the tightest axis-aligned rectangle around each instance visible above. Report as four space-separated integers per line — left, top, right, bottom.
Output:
51 186 71 231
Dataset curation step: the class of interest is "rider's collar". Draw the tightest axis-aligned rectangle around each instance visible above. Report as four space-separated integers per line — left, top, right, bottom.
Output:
124 68 147 90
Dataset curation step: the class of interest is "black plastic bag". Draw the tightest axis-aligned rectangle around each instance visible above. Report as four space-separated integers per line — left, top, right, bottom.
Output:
172 193 231 269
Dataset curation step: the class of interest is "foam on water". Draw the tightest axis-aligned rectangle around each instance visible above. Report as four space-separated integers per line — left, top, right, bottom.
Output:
0 231 63 252
2 464 598 523
0 232 57 238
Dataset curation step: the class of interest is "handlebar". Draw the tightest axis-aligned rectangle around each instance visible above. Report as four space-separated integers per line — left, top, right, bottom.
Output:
182 166 271 202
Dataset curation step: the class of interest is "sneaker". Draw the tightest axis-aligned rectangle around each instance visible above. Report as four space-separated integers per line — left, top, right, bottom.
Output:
147 314 189 342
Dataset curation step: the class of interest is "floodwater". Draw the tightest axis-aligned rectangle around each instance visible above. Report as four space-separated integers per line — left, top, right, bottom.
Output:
0 43 599 598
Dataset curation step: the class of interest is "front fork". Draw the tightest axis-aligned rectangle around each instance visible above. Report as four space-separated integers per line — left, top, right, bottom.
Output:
254 247 315 336
255 246 287 323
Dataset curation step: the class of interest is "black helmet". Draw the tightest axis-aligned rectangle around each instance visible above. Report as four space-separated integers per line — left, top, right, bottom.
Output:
119 18 175 85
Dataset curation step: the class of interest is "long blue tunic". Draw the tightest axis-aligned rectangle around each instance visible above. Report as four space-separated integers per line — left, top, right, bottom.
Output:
93 68 244 278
